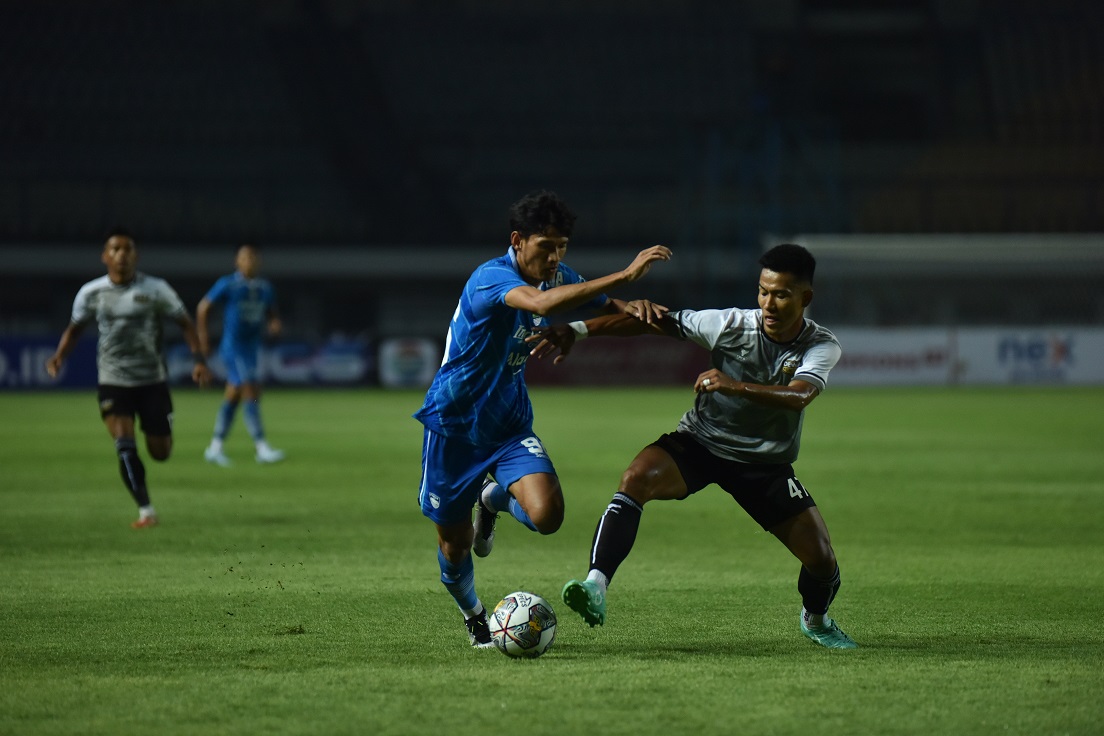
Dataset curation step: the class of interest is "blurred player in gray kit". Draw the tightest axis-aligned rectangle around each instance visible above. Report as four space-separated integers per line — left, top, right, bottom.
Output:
46 228 211 528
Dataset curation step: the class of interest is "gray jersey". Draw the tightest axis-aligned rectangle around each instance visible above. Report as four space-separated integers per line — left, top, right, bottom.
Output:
71 272 189 386
671 307 841 464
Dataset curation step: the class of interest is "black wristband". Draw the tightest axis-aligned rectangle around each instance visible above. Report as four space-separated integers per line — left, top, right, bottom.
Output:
192 352 207 366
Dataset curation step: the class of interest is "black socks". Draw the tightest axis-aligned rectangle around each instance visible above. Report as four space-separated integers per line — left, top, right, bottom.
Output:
115 437 150 507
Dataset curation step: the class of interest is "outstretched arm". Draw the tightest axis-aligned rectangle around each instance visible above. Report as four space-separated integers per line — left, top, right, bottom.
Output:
505 245 671 316
604 297 669 324
44 322 87 379
526 312 679 364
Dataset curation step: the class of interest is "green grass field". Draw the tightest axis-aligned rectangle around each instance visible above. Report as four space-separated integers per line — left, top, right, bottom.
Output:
2 386 1103 735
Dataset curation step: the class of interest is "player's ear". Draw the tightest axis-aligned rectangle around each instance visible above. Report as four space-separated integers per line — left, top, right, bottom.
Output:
801 287 814 308
509 231 523 250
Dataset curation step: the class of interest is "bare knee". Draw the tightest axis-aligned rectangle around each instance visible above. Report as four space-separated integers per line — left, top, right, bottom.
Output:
530 496 564 535
146 438 172 462
438 525 474 564
618 463 667 503
806 542 837 577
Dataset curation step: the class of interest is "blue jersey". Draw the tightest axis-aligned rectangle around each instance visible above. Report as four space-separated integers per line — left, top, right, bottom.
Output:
414 247 608 446
204 273 277 354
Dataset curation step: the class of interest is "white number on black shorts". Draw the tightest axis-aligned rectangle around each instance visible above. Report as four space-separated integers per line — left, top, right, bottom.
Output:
520 436 548 459
787 478 808 499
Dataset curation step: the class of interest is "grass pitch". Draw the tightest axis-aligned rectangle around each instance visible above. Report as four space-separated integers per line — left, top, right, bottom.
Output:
1 386 1102 735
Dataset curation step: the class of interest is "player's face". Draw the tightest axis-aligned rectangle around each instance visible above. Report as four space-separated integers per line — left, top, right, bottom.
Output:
101 235 138 284
511 228 568 286
757 268 812 342
236 246 261 278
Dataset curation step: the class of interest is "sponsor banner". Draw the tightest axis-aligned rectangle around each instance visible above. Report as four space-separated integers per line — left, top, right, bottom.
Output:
525 338 709 386
830 327 1104 386
165 340 376 386
8 328 1103 389
0 337 98 388
829 328 954 386
0 337 376 389
955 328 1104 385
378 337 440 388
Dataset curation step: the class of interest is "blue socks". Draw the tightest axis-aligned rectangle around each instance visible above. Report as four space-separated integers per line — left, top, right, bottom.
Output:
213 400 237 441
438 549 479 614
242 400 265 442
484 481 537 532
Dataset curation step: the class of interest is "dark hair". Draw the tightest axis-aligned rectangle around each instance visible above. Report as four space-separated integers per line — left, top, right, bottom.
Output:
759 243 816 283
104 226 134 241
509 190 577 238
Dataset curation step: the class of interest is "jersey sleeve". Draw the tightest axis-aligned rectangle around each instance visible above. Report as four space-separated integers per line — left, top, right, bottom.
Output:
792 339 841 391
203 275 230 304
671 308 750 351
154 279 189 320
475 262 529 307
70 282 96 326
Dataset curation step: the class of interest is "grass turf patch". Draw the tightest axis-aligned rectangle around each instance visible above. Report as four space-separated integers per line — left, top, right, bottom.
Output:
1 386 1102 735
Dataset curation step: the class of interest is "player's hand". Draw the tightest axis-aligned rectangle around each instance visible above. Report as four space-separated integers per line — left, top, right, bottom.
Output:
268 317 283 338
193 363 212 388
695 369 734 395
526 324 576 365
622 299 669 324
621 245 672 283
44 354 63 379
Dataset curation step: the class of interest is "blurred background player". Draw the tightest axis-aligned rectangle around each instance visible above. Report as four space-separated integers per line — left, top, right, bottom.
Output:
45 228 211 528
197 243 285 466
530 243 857 649
413 190 671 648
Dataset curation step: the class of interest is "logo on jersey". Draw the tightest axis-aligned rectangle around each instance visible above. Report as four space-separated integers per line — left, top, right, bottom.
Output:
134 294 151 303
782 359 800 375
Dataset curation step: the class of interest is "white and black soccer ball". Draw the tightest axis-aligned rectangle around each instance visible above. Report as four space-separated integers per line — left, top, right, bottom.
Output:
489 591 557 658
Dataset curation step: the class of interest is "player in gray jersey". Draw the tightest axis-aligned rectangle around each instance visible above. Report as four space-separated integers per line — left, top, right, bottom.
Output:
46 229 211 528
529 243 857 649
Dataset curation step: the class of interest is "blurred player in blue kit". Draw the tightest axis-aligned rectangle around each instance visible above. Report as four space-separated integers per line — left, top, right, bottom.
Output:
530 243 858 649
197 244 285 466
45 228 212 528
413 190 672 648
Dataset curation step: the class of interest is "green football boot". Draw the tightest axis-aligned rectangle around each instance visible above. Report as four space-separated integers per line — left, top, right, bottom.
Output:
800 614 858 649
562 578 606 627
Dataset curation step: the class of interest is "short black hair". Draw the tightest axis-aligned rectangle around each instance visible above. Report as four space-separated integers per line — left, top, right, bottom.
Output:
509 190 577 239
105 226 134 241
759 243 816 283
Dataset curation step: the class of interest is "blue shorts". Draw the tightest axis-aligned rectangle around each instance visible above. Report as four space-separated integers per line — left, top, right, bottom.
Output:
220 348 260 386
418 428 558 525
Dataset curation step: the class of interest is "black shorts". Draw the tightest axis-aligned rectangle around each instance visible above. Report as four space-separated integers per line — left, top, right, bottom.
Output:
650 431 816 531
97 383 174 436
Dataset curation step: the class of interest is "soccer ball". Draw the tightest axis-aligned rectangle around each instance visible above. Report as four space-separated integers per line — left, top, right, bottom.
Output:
489 591 557 658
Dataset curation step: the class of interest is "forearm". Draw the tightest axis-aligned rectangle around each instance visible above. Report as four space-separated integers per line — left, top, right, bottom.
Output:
195 300 211 352
519 272 631 316
582 312 674 338
179 319 205 357
51 324 82 362
728 381 819 412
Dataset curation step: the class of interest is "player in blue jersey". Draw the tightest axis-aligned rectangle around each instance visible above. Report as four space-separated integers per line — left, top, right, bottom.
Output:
413 190 672 648
196 244 285 466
